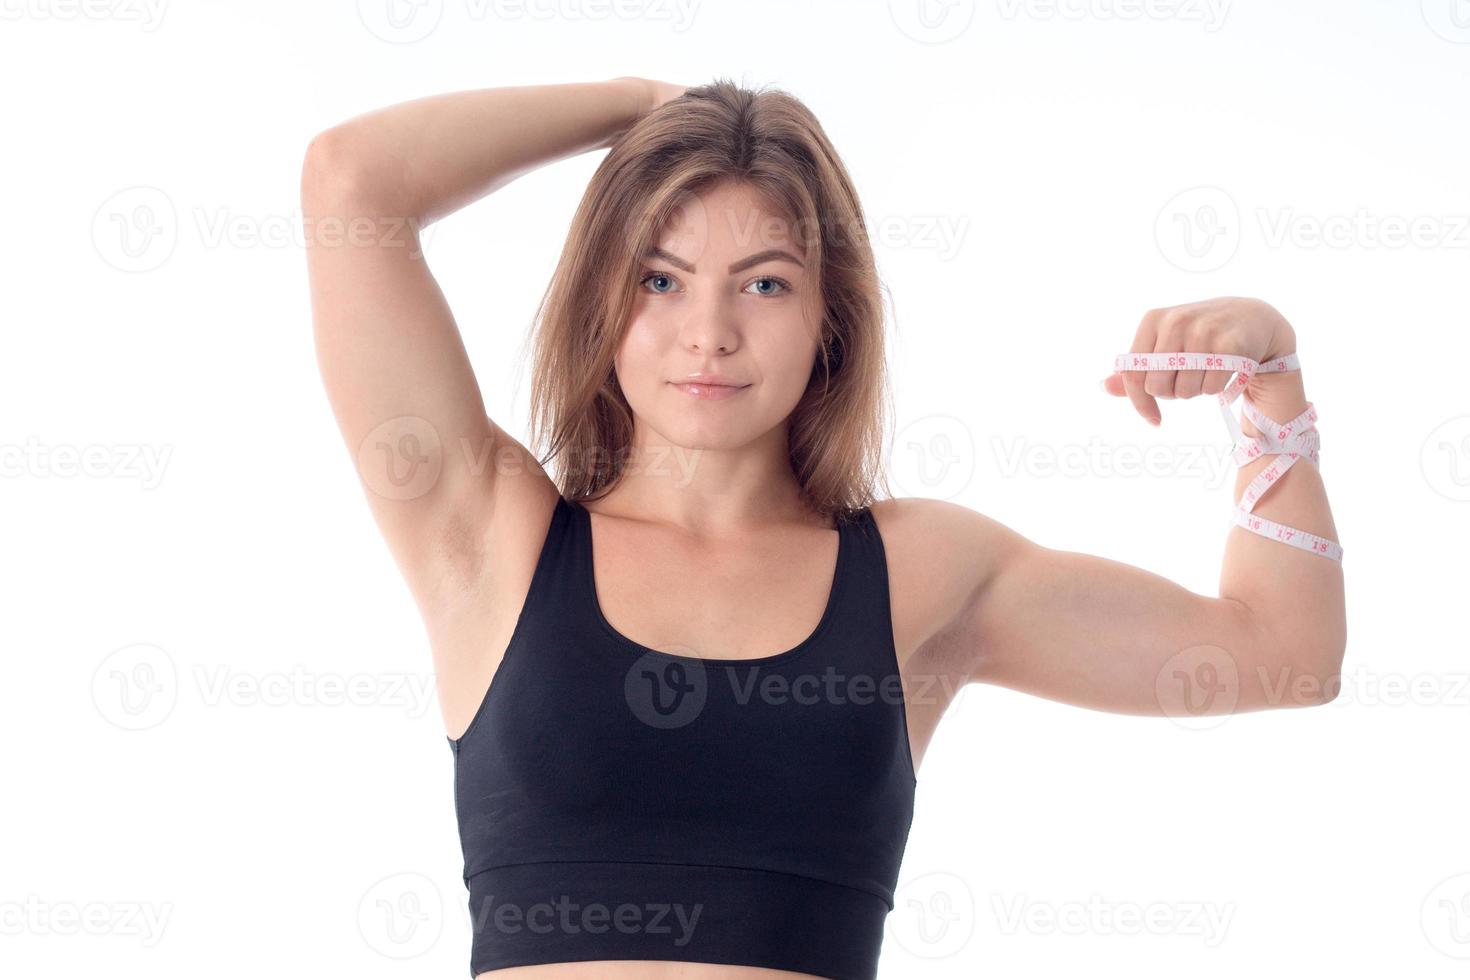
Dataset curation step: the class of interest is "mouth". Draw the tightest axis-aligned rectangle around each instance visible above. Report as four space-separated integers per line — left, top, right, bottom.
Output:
668 381 752 401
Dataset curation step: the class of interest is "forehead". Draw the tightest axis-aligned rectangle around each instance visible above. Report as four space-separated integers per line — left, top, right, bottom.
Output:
653 181 803 261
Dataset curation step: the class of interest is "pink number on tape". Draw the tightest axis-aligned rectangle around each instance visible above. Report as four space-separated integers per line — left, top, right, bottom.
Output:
1110 351 1343 562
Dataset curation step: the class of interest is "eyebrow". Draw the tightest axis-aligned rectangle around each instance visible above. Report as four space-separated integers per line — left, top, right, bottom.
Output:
645 246 804 275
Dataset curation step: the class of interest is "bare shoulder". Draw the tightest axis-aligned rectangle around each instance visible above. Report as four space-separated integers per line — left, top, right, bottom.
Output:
866 496 1033 665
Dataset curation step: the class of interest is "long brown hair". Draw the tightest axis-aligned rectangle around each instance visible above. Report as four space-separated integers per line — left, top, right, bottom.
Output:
526 77 894 523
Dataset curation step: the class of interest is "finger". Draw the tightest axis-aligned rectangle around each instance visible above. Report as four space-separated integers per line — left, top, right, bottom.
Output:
1101 372 1127 396
1201 369 1230 395
1122 371 1160 425
1144 368 1178 400
1127 313 1162 424
1175 369 1205 399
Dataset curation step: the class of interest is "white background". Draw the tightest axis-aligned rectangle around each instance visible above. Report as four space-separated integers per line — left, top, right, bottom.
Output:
2 0 1467 977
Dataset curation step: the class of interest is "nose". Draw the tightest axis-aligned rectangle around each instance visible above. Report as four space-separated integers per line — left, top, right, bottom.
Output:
678 308 740 355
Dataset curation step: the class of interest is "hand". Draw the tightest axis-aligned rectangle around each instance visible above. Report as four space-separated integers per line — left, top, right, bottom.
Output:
1100 296 1298 426
643 78 689 114
612 76 689 119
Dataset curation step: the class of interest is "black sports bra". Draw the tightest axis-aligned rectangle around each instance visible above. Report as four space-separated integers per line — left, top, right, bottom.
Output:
447 496 918 979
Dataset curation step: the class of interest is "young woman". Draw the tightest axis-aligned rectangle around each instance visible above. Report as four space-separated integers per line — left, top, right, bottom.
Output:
301 76 1346 980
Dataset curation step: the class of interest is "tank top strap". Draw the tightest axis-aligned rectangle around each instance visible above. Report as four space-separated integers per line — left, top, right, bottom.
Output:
511 494 589 623
822 504 902 676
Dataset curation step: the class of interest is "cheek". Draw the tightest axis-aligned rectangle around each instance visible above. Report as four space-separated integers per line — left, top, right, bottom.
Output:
615 318 665 386
765 315 822 385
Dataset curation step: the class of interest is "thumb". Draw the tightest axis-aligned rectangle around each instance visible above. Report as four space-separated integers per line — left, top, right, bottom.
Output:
1102 370 1162 426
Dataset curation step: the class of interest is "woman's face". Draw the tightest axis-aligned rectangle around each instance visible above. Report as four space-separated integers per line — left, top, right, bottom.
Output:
613 180 822 454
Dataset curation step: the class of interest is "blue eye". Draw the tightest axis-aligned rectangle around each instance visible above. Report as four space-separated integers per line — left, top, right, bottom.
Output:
640 271 678 294
638 271 793 296
745 276 792 296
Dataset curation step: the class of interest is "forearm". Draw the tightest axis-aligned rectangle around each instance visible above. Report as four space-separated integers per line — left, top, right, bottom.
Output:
979 300 1350 714
305 77 647 223
1218 364 1346 682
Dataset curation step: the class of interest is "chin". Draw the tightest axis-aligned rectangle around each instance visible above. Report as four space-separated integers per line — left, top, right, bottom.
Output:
647 416 756 453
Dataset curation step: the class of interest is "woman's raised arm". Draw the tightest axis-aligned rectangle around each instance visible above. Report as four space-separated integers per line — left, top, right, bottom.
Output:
299 77 660 603
898 297 1346 717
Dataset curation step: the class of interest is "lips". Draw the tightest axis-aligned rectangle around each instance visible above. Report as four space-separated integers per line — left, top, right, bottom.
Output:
669 380 751 400
675 373 748 386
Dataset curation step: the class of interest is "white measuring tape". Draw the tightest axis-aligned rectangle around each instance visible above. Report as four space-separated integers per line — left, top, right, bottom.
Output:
1111 351 1343 562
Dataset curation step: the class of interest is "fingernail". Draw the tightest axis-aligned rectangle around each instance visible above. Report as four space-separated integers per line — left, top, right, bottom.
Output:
1147 415 1160 426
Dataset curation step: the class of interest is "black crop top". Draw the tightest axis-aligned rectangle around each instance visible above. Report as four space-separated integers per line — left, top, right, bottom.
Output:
446 496 918 979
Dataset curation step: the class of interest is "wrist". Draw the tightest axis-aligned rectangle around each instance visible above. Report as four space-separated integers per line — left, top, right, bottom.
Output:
588 78 650 151
1260 317 1297 363
609 76 653 118
1242 368 1308 436
1248 318 1302 417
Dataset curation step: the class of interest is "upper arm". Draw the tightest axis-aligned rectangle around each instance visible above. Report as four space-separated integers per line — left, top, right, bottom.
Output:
909 500 1334 716
300 128 542 604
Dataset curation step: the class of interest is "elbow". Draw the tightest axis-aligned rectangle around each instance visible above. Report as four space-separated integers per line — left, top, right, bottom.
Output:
1310 642 1346 706
300 128 352 211
1239 601 1346 709
1268 639 1346 708
300 127 398 216
1308 618 1348 706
